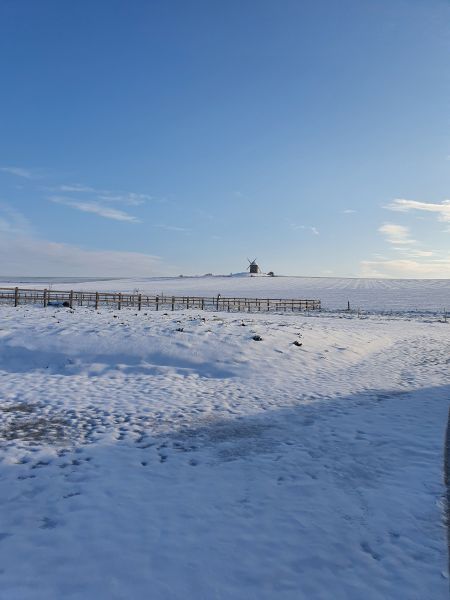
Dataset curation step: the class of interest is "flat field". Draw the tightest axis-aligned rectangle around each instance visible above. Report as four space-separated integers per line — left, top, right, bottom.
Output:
2 274 450 312
0 279 449 599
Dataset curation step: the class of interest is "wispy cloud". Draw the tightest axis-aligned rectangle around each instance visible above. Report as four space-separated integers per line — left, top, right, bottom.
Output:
0 203 32 235
57 184 153 206
386 198 450 223
360 257 450 278
59 184 96 193
0 235 171 277
49 196 140 222
401 249 434 257
291 223 319 235
0 166 35 179
97 193 151 206
363 218 443 277
2 167 155 224
155 224 190 233
342 209 356 214
378 223 415 245
0 203 175 275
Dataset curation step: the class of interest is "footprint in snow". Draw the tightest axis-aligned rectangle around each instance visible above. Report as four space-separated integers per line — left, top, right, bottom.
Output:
360 541 381 561
40 517 58 530
63 491 81 499
31 460 51 469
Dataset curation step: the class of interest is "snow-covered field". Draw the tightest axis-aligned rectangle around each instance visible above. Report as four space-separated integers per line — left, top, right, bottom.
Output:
0 300 448 599
2 274 450 312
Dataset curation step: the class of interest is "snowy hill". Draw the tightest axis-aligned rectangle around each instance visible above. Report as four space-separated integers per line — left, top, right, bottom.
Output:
2 275 449 312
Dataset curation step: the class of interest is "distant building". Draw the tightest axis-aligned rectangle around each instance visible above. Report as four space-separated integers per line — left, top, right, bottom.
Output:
247 258 260 274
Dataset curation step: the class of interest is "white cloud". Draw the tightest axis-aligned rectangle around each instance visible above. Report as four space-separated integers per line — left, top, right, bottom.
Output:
0 166 34 179
0 234 172 277
59 184 96 193
363 216 443 277
0 203 32 235
343 209 356 214
386 198 450 223
155 224 190 233
0 204 173 276
378 223 415 245
401 249 434 258
360 257 450 278
98 192 151 206
49 197 139 222
58 184 152 206
291 223 319 235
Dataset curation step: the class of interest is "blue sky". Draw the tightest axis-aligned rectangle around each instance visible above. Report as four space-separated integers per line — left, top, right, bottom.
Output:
0 0 449 277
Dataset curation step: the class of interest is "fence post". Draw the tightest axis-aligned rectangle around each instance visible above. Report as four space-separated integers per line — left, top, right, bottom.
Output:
95 292 99 310
171 296 175 311
155 295 159 311
201 298 204 310
43 289 48 307
69 290 73 309
216 295 220 310
118 293 122 310
186 296 189 309
14 287 19 307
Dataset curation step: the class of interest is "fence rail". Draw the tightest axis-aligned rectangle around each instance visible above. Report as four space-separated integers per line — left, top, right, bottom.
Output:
0 287 321 313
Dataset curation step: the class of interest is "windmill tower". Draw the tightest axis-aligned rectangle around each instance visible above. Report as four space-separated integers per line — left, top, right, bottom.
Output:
246 258 260 275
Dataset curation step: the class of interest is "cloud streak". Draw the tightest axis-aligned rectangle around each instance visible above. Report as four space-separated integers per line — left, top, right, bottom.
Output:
360 257 450 278
49 197 140 222
363 216 444 277
0 166 34 179
155 224 190 233
291 223 319 235
378 223 415 245
57 184 153 206
386 198 450 223
0 204 174 276
0 203 32 235
0 235 169 277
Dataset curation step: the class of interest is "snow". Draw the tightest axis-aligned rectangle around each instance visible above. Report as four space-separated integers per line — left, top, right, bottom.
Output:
2 275 449 313
0 298 449 598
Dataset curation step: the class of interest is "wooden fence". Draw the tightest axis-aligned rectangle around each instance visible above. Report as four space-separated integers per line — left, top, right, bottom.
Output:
0 287 321 313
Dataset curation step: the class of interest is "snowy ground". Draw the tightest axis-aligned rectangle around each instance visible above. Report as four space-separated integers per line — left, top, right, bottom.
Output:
0 304 449 599
2 274 449 313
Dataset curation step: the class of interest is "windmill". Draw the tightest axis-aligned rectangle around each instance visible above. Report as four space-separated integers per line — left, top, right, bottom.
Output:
246 258 260 275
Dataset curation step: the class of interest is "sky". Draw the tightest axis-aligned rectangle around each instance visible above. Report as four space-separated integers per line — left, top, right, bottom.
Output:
0 0 449 278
